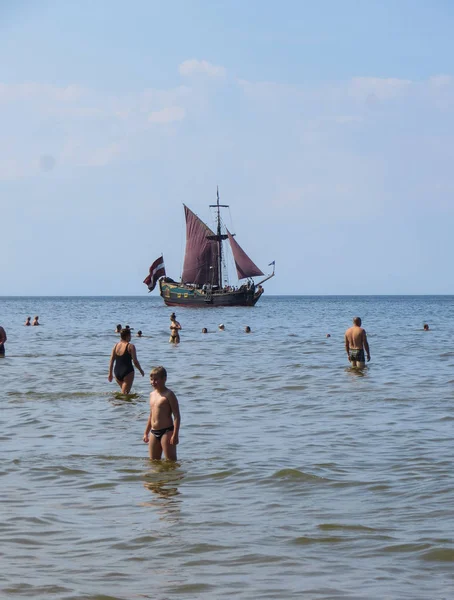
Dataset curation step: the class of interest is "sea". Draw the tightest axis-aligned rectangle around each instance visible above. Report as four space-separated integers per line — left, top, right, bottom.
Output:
0 295 453 600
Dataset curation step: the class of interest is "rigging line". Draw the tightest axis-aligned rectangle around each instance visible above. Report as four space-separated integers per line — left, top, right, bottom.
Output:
179 204 185 280
228 205 235 235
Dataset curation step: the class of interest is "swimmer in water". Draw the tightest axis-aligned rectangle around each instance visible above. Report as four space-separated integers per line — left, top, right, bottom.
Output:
169 313 182 344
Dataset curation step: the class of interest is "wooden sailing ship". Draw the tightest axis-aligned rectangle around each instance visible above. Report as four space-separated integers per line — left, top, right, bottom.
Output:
155 189 275 307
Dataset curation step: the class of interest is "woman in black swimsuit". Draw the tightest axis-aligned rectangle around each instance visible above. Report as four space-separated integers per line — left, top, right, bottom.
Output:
108 328 144 394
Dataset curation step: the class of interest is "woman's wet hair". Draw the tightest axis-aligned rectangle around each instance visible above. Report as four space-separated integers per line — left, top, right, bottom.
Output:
120 328 132 340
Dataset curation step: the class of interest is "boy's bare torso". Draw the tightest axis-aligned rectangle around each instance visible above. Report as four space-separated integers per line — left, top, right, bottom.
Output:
150 388 174 430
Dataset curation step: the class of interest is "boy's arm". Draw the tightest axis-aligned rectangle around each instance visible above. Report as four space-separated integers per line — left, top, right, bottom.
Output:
130 344 145 376
108 347 115 381
143 413 151 443
168 391 181 445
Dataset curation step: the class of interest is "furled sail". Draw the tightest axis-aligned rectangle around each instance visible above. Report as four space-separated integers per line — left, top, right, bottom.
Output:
182 205 220 286
227 229 264 280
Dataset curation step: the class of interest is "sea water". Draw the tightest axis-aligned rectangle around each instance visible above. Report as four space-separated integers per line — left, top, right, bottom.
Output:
0 295 453 600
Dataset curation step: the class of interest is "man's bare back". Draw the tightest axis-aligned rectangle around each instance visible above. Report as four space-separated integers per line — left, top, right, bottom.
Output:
344 317 370 368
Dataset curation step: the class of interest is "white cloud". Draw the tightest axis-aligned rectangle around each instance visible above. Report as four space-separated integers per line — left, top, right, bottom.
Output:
429 74 453 88
148 106 185 124
0 81 190 178
349 77 412 101
0 82 86 103
178 59 226 78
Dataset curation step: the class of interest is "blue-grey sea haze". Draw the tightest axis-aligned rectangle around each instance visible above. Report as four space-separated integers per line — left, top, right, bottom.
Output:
1 295 453 599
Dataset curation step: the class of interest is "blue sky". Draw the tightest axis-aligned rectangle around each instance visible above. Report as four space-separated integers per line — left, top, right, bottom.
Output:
1 0 454 295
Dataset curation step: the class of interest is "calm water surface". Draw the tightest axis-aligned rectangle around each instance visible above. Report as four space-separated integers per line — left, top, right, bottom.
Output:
1 295 453 599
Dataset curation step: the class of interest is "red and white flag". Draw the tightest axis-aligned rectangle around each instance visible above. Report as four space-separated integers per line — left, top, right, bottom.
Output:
143 256 166 292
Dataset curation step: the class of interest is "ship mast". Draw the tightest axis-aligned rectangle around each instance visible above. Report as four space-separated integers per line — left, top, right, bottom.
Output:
209 186 228 287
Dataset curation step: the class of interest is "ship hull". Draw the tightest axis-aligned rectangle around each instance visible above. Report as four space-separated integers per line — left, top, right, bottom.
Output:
159 280 263 307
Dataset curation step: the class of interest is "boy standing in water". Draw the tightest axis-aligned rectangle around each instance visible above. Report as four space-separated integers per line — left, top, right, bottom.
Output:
143 366 181 461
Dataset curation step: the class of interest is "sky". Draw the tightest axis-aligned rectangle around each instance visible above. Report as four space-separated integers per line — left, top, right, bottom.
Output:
1 0 454 295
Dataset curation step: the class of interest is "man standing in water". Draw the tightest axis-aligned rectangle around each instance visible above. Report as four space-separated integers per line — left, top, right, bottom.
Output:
0 325 7 356
344 317 370 368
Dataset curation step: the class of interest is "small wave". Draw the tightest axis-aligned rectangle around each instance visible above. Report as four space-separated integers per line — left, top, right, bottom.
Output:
185 468 241 482
292 535 345 545
380 542 432 554
318 523 377 532
281 385 307 391
421 547 454 562
6 390 105 399
270 468 329 483
167 583 217 594
85 482 117 490
3 584 71 595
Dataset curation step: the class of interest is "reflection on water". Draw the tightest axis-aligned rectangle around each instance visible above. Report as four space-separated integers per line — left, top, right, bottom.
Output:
109 392 143 405
141 462 183 523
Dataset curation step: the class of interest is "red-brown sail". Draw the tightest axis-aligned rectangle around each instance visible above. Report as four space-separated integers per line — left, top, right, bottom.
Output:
227 229 264 280
182 205 220 286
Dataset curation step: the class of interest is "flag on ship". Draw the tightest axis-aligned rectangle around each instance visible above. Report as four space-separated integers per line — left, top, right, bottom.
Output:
143 256 166 292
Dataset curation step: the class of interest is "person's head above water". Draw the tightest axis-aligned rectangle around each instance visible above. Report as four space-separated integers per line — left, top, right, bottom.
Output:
245 326 251 333
202 328 208 333
120 328 132 341
137 330 143 337
423 323 429 331
115 324 122 332
150 365 167 385
218 324 225 330
170 312 176 321
353 317 362 326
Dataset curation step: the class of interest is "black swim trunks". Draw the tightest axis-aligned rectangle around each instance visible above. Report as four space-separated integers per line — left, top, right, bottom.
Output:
150 426 174 440
349 348 365 362
0 343 4 355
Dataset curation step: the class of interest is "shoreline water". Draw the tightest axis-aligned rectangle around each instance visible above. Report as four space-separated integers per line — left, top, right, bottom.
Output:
1 295 453 599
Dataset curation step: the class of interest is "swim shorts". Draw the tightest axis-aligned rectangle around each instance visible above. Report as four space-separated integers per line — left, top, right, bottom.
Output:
349 348 365 363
